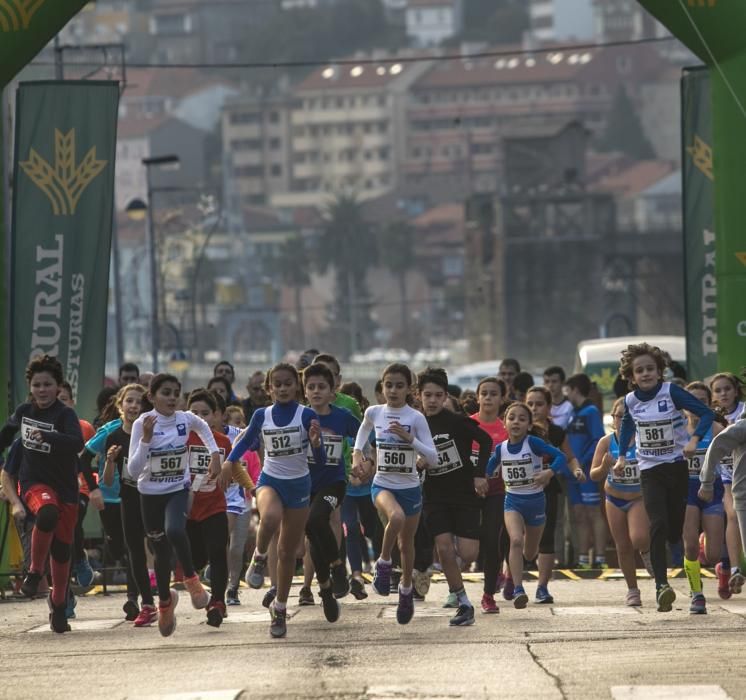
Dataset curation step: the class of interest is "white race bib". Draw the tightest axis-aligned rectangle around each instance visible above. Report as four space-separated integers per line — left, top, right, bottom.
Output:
376 442 416 474
501 456 534 488
687 449 707 477
148 446 187 483
264 426 303 457
21 417 53 454
611 459 640 485
430 439 463 476
308 434 344 465
188 445 214 492
637 419 674 451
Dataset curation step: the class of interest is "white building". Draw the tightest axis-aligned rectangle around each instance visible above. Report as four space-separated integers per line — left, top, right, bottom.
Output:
530 0 595 42
405 0 463 47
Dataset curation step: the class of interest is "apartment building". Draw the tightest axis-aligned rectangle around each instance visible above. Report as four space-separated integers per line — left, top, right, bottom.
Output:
405 0 463 47
529 0 595 42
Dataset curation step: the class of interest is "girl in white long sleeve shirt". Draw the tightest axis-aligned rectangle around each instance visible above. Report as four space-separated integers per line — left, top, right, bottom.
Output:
127 373 221 637
352 363 437 626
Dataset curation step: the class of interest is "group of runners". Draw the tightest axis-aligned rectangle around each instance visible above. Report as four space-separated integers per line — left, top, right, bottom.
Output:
0 343 744 638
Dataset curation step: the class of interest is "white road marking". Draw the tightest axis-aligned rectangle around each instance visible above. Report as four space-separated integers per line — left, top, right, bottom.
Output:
382 606 452 618
222 609 296 624
611 685 732 699
366 686 465 699
28 618 124 633
128 690 243 700
552 606 639 616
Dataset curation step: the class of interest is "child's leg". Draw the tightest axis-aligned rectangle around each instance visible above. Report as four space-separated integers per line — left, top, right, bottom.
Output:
397 513 421 589
375 490 406 562
505 511 526 589
276 507 310 605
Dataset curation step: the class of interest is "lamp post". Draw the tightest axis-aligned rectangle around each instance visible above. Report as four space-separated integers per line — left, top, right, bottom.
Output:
138 154 180 372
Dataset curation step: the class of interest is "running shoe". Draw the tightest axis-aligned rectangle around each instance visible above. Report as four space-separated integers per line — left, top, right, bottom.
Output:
226 587 241 606
65 589 77 620
123 598 139 621
413 590 425 602
350 577 368 600
245 553 268 589
263 585 278 609
133 604 157 627
689 592 707 615
512 586 528 609
480 593 499 614
206 600 227 628
656 584 676 612
295 586 313 606
158 590 178 637
444 592 458 609
372 560 392 596
715 562 732 600
449 604 475 627
640 551 654 578
184 574 209 609
73 555 95 588
319 587 340 623
625 588 642 607
331 563 350 599
21 571 42 599
697 533 707 565
412 568 431 598
49 598 71 634
502 576 515 601
269 601 287 638
396 587 415 625
729 569 745 595
390 569 401 593
534 585 554 604
495 572 505 593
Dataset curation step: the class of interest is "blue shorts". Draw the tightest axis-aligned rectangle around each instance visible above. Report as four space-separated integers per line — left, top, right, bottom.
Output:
256 472 311 509
371 485 422 517
225 483 247 515
605 493 641 513
687 479 725 516
567 478 600 506
505 491 546 527
720 465 733 485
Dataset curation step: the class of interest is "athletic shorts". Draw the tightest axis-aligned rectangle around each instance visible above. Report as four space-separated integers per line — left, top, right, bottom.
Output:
687 479 724 516
225 483 247 515
605 493 641 514
256 472 311 510
504 491 546 527
24 484 78 544
371 485 422 517
719 463 733 485
567 478 601 507
424 502 481 540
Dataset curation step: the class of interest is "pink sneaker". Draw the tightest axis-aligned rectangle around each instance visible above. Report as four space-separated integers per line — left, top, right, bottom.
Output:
133 604 158 627
158 591 178 637
184 574 209 609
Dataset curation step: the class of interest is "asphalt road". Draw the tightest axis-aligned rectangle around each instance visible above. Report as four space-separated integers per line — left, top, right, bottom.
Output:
0 575 744 700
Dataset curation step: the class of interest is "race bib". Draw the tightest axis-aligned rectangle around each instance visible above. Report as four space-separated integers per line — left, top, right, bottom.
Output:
148 446 187 483
637 419 674 451
612 459 640 485
21 417 53 454
430 439 463 476
121 456 138 488
470 450 479 468
502 456 534 488
720 454 734 480
687 450 707 477
188 445 214 492
264 426 303 457
308 435 344 465
376 442 416 474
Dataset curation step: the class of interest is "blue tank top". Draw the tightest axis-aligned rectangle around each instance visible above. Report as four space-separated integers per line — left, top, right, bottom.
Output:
687 426 717 482
607 434 641 494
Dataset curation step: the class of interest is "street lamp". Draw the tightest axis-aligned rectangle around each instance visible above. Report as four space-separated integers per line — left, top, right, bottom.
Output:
139 154 180 372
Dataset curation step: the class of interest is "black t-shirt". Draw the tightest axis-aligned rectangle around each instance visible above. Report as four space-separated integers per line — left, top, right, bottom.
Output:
104 427 134 489
423 410 492 506
0 400 83 504
532 423 566 495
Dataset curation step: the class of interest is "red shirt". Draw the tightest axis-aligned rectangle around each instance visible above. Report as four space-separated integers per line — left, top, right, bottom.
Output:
187 430 232 522
78 419 96 496
470 413 508 496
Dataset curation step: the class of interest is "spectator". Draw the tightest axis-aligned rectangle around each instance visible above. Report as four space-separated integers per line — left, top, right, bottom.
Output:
499 359 521 400
213 360 238 401
242 370 269 424
118 362 140 386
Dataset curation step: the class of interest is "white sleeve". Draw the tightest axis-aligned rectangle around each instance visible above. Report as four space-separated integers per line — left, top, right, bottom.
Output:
354 406 376 452
187 412 219 454
127 416 149 479
411 411 438 466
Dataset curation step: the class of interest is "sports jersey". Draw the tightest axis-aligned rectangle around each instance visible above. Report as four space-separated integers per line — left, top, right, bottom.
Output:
607 433 641 494
0 400 83 504
77 419 96 496
188 430 232 522
354 404 437 491
469 413 508 496
565 400 605 470
128 409 218 495
486 435 567 496
227 401 325 479
104 427 135 490
308 405 360 493
619 382 714 471
550 400 574 430
423 409 492 506
86 419 124 503
334 392 362 420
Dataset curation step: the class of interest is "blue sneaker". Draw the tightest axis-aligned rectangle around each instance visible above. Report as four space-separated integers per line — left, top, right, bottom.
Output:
535 585 554 604
65 589 77 620
396 587 414 624
513 586 528 609
372 560 391 597
74 556 94 588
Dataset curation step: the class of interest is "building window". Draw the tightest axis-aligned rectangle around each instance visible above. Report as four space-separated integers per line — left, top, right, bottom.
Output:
269 137 281 150
230 111 259 125
269 111 280 123
270 164 282 176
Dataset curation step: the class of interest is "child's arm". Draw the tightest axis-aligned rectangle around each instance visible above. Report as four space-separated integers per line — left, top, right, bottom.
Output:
699 420 746 497
589 434 612 482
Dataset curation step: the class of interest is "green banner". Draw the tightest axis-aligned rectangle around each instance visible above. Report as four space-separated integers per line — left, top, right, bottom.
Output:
10 81 119 421
681 68 717 380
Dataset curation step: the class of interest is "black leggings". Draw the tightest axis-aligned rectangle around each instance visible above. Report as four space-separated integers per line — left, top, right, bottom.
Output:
73 493 89 563
187 511 229 604
640 461 688 588
481 493 507 595
414 517 433 572
305 482 346 585
539 488 559 555
100 501 138 599
120 485 154 606
140 488 193 602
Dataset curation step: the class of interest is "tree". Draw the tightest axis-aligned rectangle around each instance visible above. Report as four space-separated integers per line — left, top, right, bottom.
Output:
598 85 655 159
377 220 416 351
269 235 311 350
316 194 377 358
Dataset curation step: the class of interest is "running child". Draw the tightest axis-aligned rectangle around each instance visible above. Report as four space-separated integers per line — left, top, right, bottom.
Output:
351 363 438 625
128 373 220 637
590 397 652 608
486 402 576 608
614 343 714 612
223 363 325 638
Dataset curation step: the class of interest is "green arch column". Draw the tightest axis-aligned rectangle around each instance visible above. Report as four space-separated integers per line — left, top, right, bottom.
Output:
638 0 746 373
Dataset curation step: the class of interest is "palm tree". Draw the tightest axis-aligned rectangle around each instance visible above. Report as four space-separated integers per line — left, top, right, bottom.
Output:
269 234 311 349
377 220 415 351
